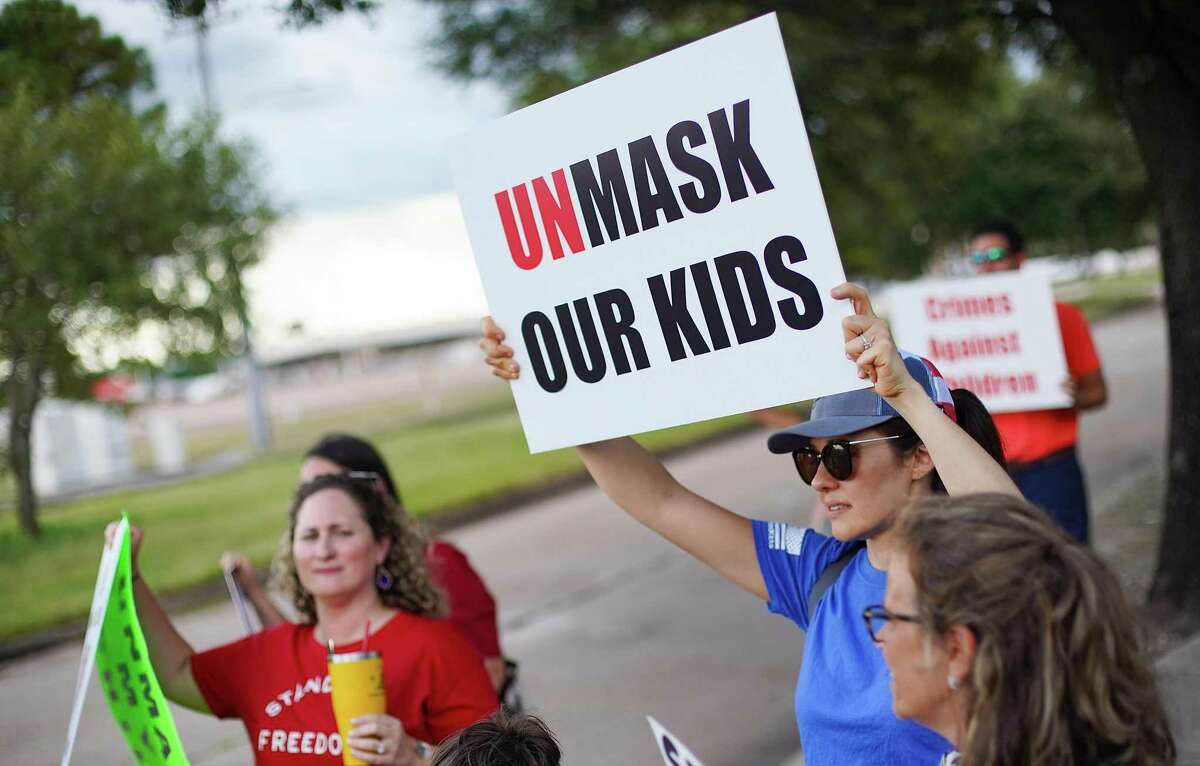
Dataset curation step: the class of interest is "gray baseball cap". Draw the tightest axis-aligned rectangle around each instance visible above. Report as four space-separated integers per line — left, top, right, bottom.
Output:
767 354 956 454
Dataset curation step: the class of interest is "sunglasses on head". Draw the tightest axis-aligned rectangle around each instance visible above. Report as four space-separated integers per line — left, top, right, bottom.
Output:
791 435 901 484
969 246 1008 265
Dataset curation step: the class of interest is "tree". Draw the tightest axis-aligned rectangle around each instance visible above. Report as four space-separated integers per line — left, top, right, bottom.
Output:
152 0 379 28
0 0 153 106
931 63 1152 257
418 0 1199 624
0 0 275 536
418 2 1149 275
1043 0 1200 629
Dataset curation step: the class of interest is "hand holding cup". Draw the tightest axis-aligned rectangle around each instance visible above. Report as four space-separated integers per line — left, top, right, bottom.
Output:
346 714 417 765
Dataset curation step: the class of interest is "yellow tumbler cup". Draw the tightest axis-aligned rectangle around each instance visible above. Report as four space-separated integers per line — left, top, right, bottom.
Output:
328 650 387 766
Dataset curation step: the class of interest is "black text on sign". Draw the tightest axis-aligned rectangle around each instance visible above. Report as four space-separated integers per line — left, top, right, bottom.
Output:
493 99 775 271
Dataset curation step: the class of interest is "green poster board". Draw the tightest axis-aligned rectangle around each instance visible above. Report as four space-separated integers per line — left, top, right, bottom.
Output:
93 519 189 765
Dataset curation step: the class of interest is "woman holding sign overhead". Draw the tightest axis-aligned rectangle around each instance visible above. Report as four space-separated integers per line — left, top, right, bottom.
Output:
479 282 1018 766
105 473 496 765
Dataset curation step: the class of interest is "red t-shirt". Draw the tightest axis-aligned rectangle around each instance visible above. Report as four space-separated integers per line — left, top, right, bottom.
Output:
190 611 497 764
992 302 1102 464
428 540 501 659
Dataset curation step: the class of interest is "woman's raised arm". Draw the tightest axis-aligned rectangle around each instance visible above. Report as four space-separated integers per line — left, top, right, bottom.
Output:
104 523 211 713
480 318 767 600
221 552 287 628
834 282 1020 498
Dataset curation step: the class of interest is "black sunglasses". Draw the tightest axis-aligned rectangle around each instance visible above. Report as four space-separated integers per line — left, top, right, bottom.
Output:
862 604 921 642
791 435 901 484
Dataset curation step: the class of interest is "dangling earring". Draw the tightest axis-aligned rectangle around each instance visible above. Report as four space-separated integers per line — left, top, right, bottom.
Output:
947 673 958 691
375 564 393 590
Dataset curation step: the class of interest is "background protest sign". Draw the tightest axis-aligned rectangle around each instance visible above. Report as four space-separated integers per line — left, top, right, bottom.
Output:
647 716 708 766
451 13 865 452
62 516 189 765
887 271 1072 413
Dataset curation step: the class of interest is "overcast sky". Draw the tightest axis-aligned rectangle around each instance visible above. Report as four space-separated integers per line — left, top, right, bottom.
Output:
67 0 512 351
73 0 509 212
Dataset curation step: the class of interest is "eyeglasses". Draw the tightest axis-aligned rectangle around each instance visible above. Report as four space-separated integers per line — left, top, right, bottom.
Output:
862 604 921 642
969 246 1008 265
345 470 382 483
791 435 901 484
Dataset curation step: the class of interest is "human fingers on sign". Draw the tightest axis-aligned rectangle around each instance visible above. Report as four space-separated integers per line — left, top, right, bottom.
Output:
105 521 145 573
480 315 520 380
1060 375 1079 405
830 281 879 323
220 552 256 588
832 282 913 400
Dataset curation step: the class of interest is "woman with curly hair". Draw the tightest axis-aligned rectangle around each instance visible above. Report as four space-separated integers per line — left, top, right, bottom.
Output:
224 433 511 698
868 493 1175 765
105 473 497 765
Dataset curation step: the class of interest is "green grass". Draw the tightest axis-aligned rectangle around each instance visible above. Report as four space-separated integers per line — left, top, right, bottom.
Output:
138 387 517 472
3 388 518 514
0 405 752 641
1056 266 1162 323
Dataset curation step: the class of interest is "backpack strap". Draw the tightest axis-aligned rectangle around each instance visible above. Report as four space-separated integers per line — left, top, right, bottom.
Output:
806 541 866 624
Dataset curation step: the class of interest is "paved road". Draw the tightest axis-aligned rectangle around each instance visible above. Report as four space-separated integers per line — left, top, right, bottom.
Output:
0 305 1167 765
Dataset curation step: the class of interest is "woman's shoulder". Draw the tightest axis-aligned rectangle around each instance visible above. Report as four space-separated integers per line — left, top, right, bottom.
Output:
196 620 305 670
377 611 481 661
230 621 305 657
427 539 473 570
265 620 306 637
377 610 458 642
427 538 459 557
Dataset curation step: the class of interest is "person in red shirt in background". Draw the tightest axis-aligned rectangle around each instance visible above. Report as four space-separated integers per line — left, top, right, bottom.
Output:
968 221 1108 542
224 434 518 706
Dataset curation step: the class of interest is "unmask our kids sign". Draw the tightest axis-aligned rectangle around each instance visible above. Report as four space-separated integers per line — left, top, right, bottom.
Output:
451 14 866 452
887 271 1072 413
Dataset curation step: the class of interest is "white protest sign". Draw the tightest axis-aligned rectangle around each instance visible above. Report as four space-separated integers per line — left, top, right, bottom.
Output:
451 13 866 452
61 516 125 765
887 271 1072 413
647 716 708 766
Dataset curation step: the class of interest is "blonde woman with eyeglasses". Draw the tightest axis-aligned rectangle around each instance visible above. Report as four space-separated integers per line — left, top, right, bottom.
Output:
872 493 1175 765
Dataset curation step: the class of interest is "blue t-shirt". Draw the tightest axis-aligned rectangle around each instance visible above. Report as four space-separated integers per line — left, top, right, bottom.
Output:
753 520 951 765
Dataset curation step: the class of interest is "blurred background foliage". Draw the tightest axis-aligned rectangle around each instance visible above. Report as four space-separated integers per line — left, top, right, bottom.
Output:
419 0 1151 276
0 0 276 533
